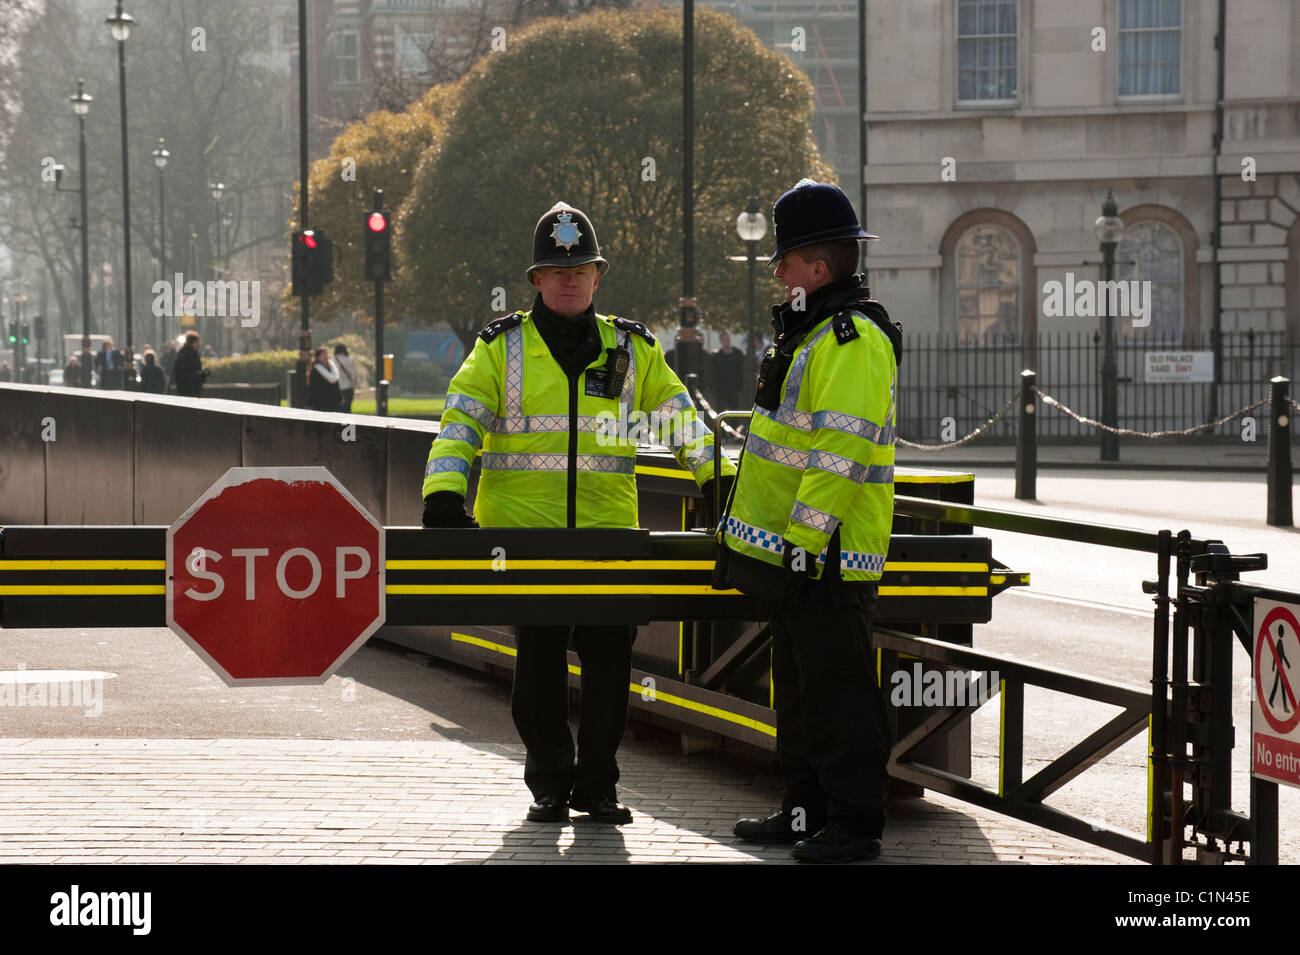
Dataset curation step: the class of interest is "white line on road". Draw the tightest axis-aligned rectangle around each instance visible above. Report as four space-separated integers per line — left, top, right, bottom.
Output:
1003 588 1151 619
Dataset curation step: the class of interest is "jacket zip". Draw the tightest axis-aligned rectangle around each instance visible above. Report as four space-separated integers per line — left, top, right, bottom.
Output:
566 371 578 529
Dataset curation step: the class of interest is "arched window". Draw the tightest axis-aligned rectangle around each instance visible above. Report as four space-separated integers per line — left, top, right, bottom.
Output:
955 224 1020 342
1117 220 1183 340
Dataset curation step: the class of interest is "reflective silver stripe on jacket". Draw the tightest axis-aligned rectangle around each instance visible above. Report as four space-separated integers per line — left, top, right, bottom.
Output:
445 393 496 431
620 329 637 406
807 450 894 485
481 452 635 474
745 432 808 470
438 422 482 448
811 409 895 445
663 416 714 449
790 500 838 535
682 443 716 472
754 322 834 431
498 326 526 431
425 457 470 477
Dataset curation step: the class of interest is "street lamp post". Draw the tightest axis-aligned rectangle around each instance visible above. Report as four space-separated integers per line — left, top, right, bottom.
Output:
209 181 225 352
69 81 93 387
152 138 168 350
1094 190 1124 462
734 194 767 392
106 1 137 388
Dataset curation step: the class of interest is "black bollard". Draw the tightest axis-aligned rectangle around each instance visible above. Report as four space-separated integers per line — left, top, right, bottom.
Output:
1267 376 1292 527
1015 369 1037 501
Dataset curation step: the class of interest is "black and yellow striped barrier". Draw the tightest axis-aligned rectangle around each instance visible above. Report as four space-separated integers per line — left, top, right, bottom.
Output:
0 526 1027 629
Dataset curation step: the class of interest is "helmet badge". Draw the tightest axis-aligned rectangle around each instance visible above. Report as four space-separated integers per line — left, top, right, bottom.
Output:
551 212 583 251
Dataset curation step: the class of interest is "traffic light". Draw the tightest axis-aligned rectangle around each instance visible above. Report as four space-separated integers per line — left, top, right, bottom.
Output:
291 229 334 297
33 316 46 341
364 210 391 282
5 321 15 346
18 322 28 346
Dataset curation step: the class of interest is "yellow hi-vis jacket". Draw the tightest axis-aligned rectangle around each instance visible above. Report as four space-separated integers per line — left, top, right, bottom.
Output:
422 309 735 529
720 304 898 584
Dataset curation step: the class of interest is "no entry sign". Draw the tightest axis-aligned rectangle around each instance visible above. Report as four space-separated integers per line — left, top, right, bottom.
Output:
166 467 385 686
1252 597 1300 790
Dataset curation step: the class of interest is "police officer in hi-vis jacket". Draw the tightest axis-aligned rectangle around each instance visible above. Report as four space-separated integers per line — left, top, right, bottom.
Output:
717 180 901 863
422 202 735 825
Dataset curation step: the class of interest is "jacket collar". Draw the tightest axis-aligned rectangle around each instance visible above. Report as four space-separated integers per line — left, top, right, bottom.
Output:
769 273 871 345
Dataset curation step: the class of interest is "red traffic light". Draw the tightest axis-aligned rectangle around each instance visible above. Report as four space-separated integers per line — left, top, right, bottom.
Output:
302 231 318 249
367 212 388 233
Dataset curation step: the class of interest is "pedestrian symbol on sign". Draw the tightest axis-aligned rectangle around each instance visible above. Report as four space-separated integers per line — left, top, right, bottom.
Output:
1256 605 1300 736
1269 624 1292 714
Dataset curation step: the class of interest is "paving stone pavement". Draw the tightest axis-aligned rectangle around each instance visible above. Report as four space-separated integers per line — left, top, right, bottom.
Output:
0 738 1136 864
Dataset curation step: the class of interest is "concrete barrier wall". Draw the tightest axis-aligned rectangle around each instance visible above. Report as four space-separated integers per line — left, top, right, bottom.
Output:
0 383 442 527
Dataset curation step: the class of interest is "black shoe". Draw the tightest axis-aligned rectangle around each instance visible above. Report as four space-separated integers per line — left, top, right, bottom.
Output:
734 809 823 844
569 795 633 825
791 822 882 863
526 795 569 823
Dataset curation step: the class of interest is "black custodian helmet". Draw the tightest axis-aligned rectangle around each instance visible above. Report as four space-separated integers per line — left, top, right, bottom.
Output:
768 179 878 266
527 202 609 276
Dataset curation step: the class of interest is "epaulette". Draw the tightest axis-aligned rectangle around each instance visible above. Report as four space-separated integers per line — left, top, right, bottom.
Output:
835 301 903 367
612 316 656 346
478 312 523 343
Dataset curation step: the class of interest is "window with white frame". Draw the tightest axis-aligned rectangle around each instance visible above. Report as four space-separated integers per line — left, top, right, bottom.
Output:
955 224 1020 342
956 0 1017 104
334 32 359 84
1117 221 1183 340
1118 0 1181 97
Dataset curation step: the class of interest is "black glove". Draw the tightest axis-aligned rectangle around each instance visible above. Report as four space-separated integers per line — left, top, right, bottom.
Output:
699 474 736 529
422 491 479 529
782 538 818 579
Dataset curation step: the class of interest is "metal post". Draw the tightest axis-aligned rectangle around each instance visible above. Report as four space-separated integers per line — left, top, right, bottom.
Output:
1147 528 1172 866
157 161 165 349
1267 376 1292 526
1015 369 1036 501
292 0 311 409
745 238 756 392
858 0 868 281
678 0 697 382
113 2 136 388
78 90 92 388
1167 530 1192 863
375 274 387 418
1100 236 1119 461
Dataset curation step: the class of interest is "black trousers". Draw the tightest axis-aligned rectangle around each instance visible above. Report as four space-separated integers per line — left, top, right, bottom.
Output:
770 593 891 838
511 624 635 801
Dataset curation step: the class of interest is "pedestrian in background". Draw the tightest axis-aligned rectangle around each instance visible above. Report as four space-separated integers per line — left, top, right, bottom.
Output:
140 349 166 394
173 331 207 398
95 339 122 390
710 331 745 412
308 345 341 411
334 343 356 413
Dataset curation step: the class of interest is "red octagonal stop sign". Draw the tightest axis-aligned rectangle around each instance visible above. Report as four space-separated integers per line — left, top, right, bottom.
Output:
166 467 385 685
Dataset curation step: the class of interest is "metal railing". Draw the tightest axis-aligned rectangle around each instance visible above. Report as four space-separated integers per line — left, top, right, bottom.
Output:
897 330 1299 441
888 494 1280 864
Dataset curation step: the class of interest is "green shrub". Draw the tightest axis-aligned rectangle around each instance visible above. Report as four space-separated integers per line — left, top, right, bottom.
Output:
395 360 449 395
205 350 298 385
